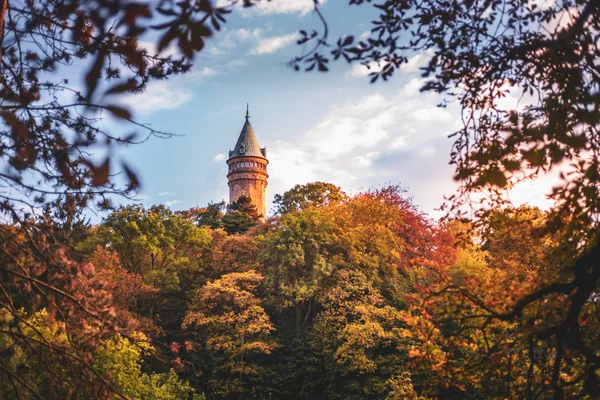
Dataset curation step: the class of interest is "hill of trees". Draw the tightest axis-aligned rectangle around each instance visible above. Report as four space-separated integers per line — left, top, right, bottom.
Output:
1 182 594 399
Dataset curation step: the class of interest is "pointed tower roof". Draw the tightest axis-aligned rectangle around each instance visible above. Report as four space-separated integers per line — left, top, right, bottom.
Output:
228 105 267 160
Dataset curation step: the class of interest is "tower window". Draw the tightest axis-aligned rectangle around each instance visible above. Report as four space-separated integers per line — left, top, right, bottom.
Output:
239 144 245 154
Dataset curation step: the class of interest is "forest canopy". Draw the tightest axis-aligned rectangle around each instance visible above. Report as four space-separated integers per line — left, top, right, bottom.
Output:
2 183 597 399
1 0 599 399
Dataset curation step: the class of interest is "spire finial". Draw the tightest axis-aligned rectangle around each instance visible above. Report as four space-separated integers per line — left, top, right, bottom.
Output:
245 103 250 119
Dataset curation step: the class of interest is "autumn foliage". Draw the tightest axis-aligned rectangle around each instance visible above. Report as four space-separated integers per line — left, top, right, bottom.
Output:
2 0 600 398
1 181 599 399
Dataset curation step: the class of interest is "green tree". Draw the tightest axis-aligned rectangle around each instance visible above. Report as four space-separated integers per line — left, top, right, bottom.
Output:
193 201 227 230
273 182 346 215
95 334 200 400
0 308 199 400
79 204 212 290
222 195 262 235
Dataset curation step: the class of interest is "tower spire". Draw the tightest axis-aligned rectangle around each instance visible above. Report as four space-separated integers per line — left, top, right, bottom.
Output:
246 103 250 119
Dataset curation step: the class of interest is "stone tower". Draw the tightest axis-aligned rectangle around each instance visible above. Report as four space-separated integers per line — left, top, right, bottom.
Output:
226 106 269 219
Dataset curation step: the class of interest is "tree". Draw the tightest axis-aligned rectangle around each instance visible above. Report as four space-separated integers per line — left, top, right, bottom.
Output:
258 185 455 398
479 206 561 279
0 307 199 400
273 182 346 215
78 205 214 361
396 210 597 399
0 0 242 395
0 0 236 210
89 246 160 335
309 269 407 399
193 201 227 230
291 1 600 394
222 195 262 235
0 221 132 399
79 204 212 289
183 270 276 398
94 334 200 400
210 232 261 275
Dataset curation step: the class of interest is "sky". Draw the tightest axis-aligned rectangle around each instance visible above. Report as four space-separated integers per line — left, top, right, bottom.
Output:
110 0 554 218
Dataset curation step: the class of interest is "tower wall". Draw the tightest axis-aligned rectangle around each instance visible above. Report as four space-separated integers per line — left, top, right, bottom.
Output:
227 156 269 219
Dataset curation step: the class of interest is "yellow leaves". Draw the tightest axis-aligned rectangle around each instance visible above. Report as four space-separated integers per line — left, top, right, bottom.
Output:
184 270 276 381
386 372 429 400
408 347 421 358
399 329 413 339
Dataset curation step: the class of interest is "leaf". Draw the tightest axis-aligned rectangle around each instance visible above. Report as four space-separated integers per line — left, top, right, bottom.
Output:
150 21 173 30
85 49 107 101
564 134 587 150
156 7 177 17
92 158 110 186
105 105 132 120
501 159 521 172
105 79 137 95
158 25 179 54
122 161 140 189
523 149 545 167
485 168 507 187
179 36 193 59
121 132 138 143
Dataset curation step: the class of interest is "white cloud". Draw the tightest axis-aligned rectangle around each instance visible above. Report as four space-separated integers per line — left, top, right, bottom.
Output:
208 27 298 57
398 78 426 97
399 51 433 73
346 51 432 79
255 0 322 15
413 106 453 122
121 81 193 115
266 81 463 216
208 28 264 56
235 28 264 40
253 33 299 55
419 147 436 157
217 0 325 16
391 136 407 149
529 0 555 10
355 151 380 167
346 61 384 78
164 200 181 207
193 66 219 77
263 74 559 217
214 153 226 162
158 191 176 197
119 63 224 115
